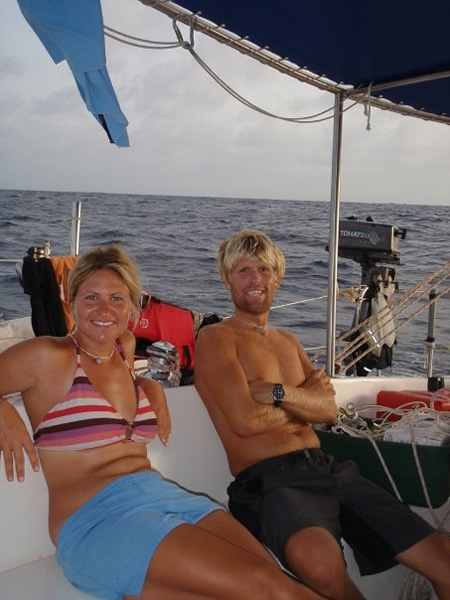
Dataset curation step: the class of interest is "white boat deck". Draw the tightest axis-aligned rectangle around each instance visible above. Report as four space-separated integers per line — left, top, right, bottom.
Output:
0 317 34 353
1 378 446 599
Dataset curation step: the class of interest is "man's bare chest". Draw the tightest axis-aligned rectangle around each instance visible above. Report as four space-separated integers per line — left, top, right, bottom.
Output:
235 333 305 384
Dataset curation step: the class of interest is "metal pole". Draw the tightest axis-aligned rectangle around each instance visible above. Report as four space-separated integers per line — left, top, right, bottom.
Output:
426 288 436 378
326 92 344 377
70 202 82 256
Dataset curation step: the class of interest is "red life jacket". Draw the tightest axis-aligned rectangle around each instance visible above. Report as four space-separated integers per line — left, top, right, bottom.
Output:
130 296 196 372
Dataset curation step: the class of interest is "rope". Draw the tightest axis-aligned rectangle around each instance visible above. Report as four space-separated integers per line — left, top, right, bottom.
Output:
436 343 450 352
104 25 183 49
330 403 450 599
217 262 449 364
271 294 328 310
363 83 372 131
338 283 450 375
312 261 450 371
272 286 358 310
333 419 403 500
103 16 361 125
341 265 448 353
227 288 353 315
171 16 359 124
398 570 434 600
205 261 449 368
332 401 450 532
325 400 450 600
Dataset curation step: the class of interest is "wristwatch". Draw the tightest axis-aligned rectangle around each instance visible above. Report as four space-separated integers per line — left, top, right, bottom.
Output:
272 383 285 408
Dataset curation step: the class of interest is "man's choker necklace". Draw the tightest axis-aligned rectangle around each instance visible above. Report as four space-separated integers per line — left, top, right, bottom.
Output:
69 334 115 365
233 313 267 334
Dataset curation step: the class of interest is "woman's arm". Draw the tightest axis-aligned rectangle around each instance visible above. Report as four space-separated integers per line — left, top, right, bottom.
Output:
120 330 172 445
0 338 52 481
0 396 40 481
137 376 172 446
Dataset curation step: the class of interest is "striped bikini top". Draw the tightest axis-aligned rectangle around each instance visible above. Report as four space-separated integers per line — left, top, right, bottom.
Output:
33 339 158 451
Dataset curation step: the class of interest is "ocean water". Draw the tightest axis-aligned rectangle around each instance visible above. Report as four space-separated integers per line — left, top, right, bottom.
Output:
0 189 449 378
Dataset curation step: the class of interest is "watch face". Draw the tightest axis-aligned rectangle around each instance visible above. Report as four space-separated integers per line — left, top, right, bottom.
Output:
272 384 285 405
273 386 284 400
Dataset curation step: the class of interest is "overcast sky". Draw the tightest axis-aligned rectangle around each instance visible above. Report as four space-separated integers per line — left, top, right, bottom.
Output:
1 0 450 206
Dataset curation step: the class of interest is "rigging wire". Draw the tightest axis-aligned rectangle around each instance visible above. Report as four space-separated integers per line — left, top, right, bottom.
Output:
103 18 450 374
104 25 182 49
312 261 450 370
177 36 358 124
271 285 358 310
342 276 449 370
104 16 360 124
215 262 450 365
271 294 328 310
338 282 450 375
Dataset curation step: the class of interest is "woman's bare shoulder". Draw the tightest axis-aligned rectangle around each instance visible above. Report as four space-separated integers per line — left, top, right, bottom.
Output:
2 335 72 360
0 335 74 397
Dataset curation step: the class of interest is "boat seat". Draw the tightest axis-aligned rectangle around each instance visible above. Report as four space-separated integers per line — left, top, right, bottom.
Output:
0 387 232 599
0 556 91 600
1 380 444 600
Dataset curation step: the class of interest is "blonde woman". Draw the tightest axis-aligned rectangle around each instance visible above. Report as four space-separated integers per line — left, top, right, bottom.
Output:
0 244 324 600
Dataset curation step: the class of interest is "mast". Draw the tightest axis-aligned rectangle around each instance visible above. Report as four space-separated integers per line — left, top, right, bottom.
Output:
326 91 344 377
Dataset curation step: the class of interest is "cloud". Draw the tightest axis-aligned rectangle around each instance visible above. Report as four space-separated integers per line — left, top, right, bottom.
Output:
0 0 449 206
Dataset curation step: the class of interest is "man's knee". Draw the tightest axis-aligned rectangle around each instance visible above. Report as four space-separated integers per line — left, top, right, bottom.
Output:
284 527 350 597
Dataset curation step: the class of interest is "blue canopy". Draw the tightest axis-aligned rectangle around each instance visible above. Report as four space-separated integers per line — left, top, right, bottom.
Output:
141 0 450 375
144 0 450 124
17 1 450 145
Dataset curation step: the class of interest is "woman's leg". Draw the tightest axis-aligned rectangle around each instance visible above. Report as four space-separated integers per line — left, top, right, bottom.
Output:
195 509 278 561
133 511 326 600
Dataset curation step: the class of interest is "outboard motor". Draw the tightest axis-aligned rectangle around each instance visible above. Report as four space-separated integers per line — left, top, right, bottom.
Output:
338 217 406 283
337 217 406 376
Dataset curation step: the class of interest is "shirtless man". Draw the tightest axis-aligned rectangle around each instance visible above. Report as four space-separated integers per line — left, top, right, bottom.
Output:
194 228 450 600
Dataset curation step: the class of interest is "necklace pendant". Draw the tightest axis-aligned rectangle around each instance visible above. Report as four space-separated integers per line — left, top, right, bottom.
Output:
232 314 267 334
69 334 115 364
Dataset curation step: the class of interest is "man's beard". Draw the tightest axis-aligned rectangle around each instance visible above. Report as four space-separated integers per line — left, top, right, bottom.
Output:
232 291 273 315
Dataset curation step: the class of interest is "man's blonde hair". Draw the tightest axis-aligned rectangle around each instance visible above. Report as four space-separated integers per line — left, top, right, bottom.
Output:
68 244 142 325
217 229 286 283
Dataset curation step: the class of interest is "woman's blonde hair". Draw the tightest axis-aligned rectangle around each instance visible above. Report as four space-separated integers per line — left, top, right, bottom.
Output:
68 244 142 324
217 229 286 283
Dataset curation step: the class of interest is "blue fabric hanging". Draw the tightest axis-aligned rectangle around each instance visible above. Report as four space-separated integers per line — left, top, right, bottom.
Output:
17 0 129 147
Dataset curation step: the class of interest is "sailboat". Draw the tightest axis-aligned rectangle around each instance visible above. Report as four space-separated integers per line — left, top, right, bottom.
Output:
1 2 449 599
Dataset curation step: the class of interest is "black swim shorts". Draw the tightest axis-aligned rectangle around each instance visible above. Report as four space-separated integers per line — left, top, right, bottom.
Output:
227 449 434 575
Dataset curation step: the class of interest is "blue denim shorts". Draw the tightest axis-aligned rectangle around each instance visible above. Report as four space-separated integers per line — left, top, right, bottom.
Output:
56 471 223 599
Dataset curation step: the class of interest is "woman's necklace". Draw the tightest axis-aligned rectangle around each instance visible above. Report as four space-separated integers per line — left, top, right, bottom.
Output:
233 313 268 335
69 333 115 365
